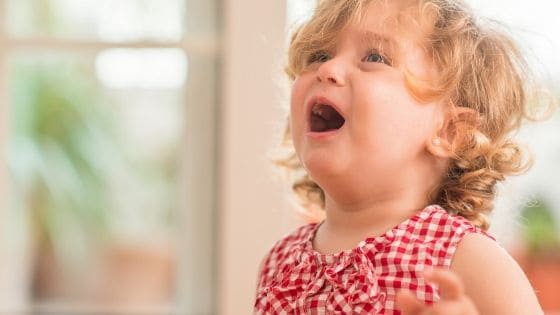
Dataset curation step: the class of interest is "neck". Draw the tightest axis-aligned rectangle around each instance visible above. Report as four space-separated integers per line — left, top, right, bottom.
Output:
321 190 429 240
311 151 448 253
319 159 445 240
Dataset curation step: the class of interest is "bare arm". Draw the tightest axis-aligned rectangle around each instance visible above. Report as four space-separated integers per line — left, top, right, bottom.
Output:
450 233 543 315
396 233 543 315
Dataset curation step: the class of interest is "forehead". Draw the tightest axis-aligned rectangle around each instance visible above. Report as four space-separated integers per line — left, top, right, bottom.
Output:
349 0 425 45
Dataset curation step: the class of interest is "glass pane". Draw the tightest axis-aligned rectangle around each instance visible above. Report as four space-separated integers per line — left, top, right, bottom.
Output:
96 49 187 89
8 50 186 310
7 0 185 42
286 0 316 27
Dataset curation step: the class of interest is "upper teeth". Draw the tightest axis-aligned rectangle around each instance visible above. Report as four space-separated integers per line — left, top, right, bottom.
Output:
312 104 325 115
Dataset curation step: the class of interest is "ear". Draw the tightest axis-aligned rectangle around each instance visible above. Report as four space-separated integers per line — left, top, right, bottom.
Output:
426 106 479 159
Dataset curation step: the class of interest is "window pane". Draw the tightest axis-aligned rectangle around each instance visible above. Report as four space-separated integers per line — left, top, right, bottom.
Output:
96 49 187 89
286 0 316 27
7 0 185 41
8 51 186 310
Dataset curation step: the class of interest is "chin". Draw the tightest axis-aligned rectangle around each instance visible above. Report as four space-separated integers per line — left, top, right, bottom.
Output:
303 155 344 183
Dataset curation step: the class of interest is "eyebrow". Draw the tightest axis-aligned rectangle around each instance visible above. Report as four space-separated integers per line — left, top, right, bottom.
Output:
359 31 400 56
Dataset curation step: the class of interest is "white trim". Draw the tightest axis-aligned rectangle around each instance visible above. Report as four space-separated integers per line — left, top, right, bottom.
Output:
0 0 9 225
7 302 179 315
0 0 25 311
3 36 220 55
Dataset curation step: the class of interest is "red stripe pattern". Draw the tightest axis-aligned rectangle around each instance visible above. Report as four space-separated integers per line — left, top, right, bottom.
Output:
254 204 493 314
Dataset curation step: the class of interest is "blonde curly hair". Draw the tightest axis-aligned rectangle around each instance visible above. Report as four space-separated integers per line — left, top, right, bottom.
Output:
277 0 547 230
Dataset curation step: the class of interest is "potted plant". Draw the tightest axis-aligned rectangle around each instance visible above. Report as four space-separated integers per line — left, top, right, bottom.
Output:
10 61 116 300
10 61 175 307
518 198 560 311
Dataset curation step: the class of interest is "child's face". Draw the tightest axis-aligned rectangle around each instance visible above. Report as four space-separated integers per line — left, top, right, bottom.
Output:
290 1 446 198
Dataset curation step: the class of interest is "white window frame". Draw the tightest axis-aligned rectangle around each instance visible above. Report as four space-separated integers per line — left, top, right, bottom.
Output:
0 0 220 314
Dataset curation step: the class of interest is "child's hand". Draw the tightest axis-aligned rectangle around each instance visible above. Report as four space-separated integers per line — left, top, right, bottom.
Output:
395 269 479 315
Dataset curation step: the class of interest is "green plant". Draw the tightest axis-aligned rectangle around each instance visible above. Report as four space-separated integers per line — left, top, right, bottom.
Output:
521 198 560 257
9 60 120 264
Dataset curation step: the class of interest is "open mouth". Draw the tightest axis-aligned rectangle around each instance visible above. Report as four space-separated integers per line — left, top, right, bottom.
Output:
309 103 345 132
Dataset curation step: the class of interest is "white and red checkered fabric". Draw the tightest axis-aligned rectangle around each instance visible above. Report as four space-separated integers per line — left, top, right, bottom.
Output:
254 204 493 314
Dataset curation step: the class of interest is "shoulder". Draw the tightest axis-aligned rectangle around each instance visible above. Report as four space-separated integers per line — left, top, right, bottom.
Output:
413 205 483 240
451 233 543 314
256 223 317 286
409 205 492 265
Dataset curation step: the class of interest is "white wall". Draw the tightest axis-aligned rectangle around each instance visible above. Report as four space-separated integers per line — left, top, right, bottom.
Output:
219 1 300 314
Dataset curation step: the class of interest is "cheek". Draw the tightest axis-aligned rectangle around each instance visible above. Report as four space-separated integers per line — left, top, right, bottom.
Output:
356 84 438 147
289 77 308 149
290 78 310 124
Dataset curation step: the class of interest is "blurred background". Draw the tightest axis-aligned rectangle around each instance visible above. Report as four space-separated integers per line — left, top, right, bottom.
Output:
0 0 558 314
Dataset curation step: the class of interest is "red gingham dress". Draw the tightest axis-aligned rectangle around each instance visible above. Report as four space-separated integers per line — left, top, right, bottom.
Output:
254 204 493 314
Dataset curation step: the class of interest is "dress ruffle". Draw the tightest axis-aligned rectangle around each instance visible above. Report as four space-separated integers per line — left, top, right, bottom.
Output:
256 243 386 313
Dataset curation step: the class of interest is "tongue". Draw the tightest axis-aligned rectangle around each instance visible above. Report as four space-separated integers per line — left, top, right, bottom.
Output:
310 115 329 132
327 116 343 130
320 107 339 122
310 104 345 132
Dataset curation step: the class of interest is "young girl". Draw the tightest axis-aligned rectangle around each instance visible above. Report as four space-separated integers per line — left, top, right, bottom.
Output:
255 0 546 314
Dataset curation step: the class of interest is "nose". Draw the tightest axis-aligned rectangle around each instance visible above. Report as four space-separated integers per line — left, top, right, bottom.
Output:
315 57 347 86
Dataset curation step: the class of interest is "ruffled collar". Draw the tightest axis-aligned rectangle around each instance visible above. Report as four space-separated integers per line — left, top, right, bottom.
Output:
298 204 443 262
256 205 444 313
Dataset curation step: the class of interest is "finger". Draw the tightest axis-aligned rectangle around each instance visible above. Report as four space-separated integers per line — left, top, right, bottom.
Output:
395 290 426 315
424 269 464 300
423 298 479 315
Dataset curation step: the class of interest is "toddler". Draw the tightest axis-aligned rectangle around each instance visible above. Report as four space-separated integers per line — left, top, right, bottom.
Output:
255 0 546 314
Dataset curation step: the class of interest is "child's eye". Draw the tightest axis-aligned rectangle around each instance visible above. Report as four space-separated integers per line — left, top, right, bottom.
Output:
308 50 331 64
363 51 390 65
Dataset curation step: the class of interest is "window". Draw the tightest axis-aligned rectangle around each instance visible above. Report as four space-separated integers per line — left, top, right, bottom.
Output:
286 0 316 28
0 1 219 314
